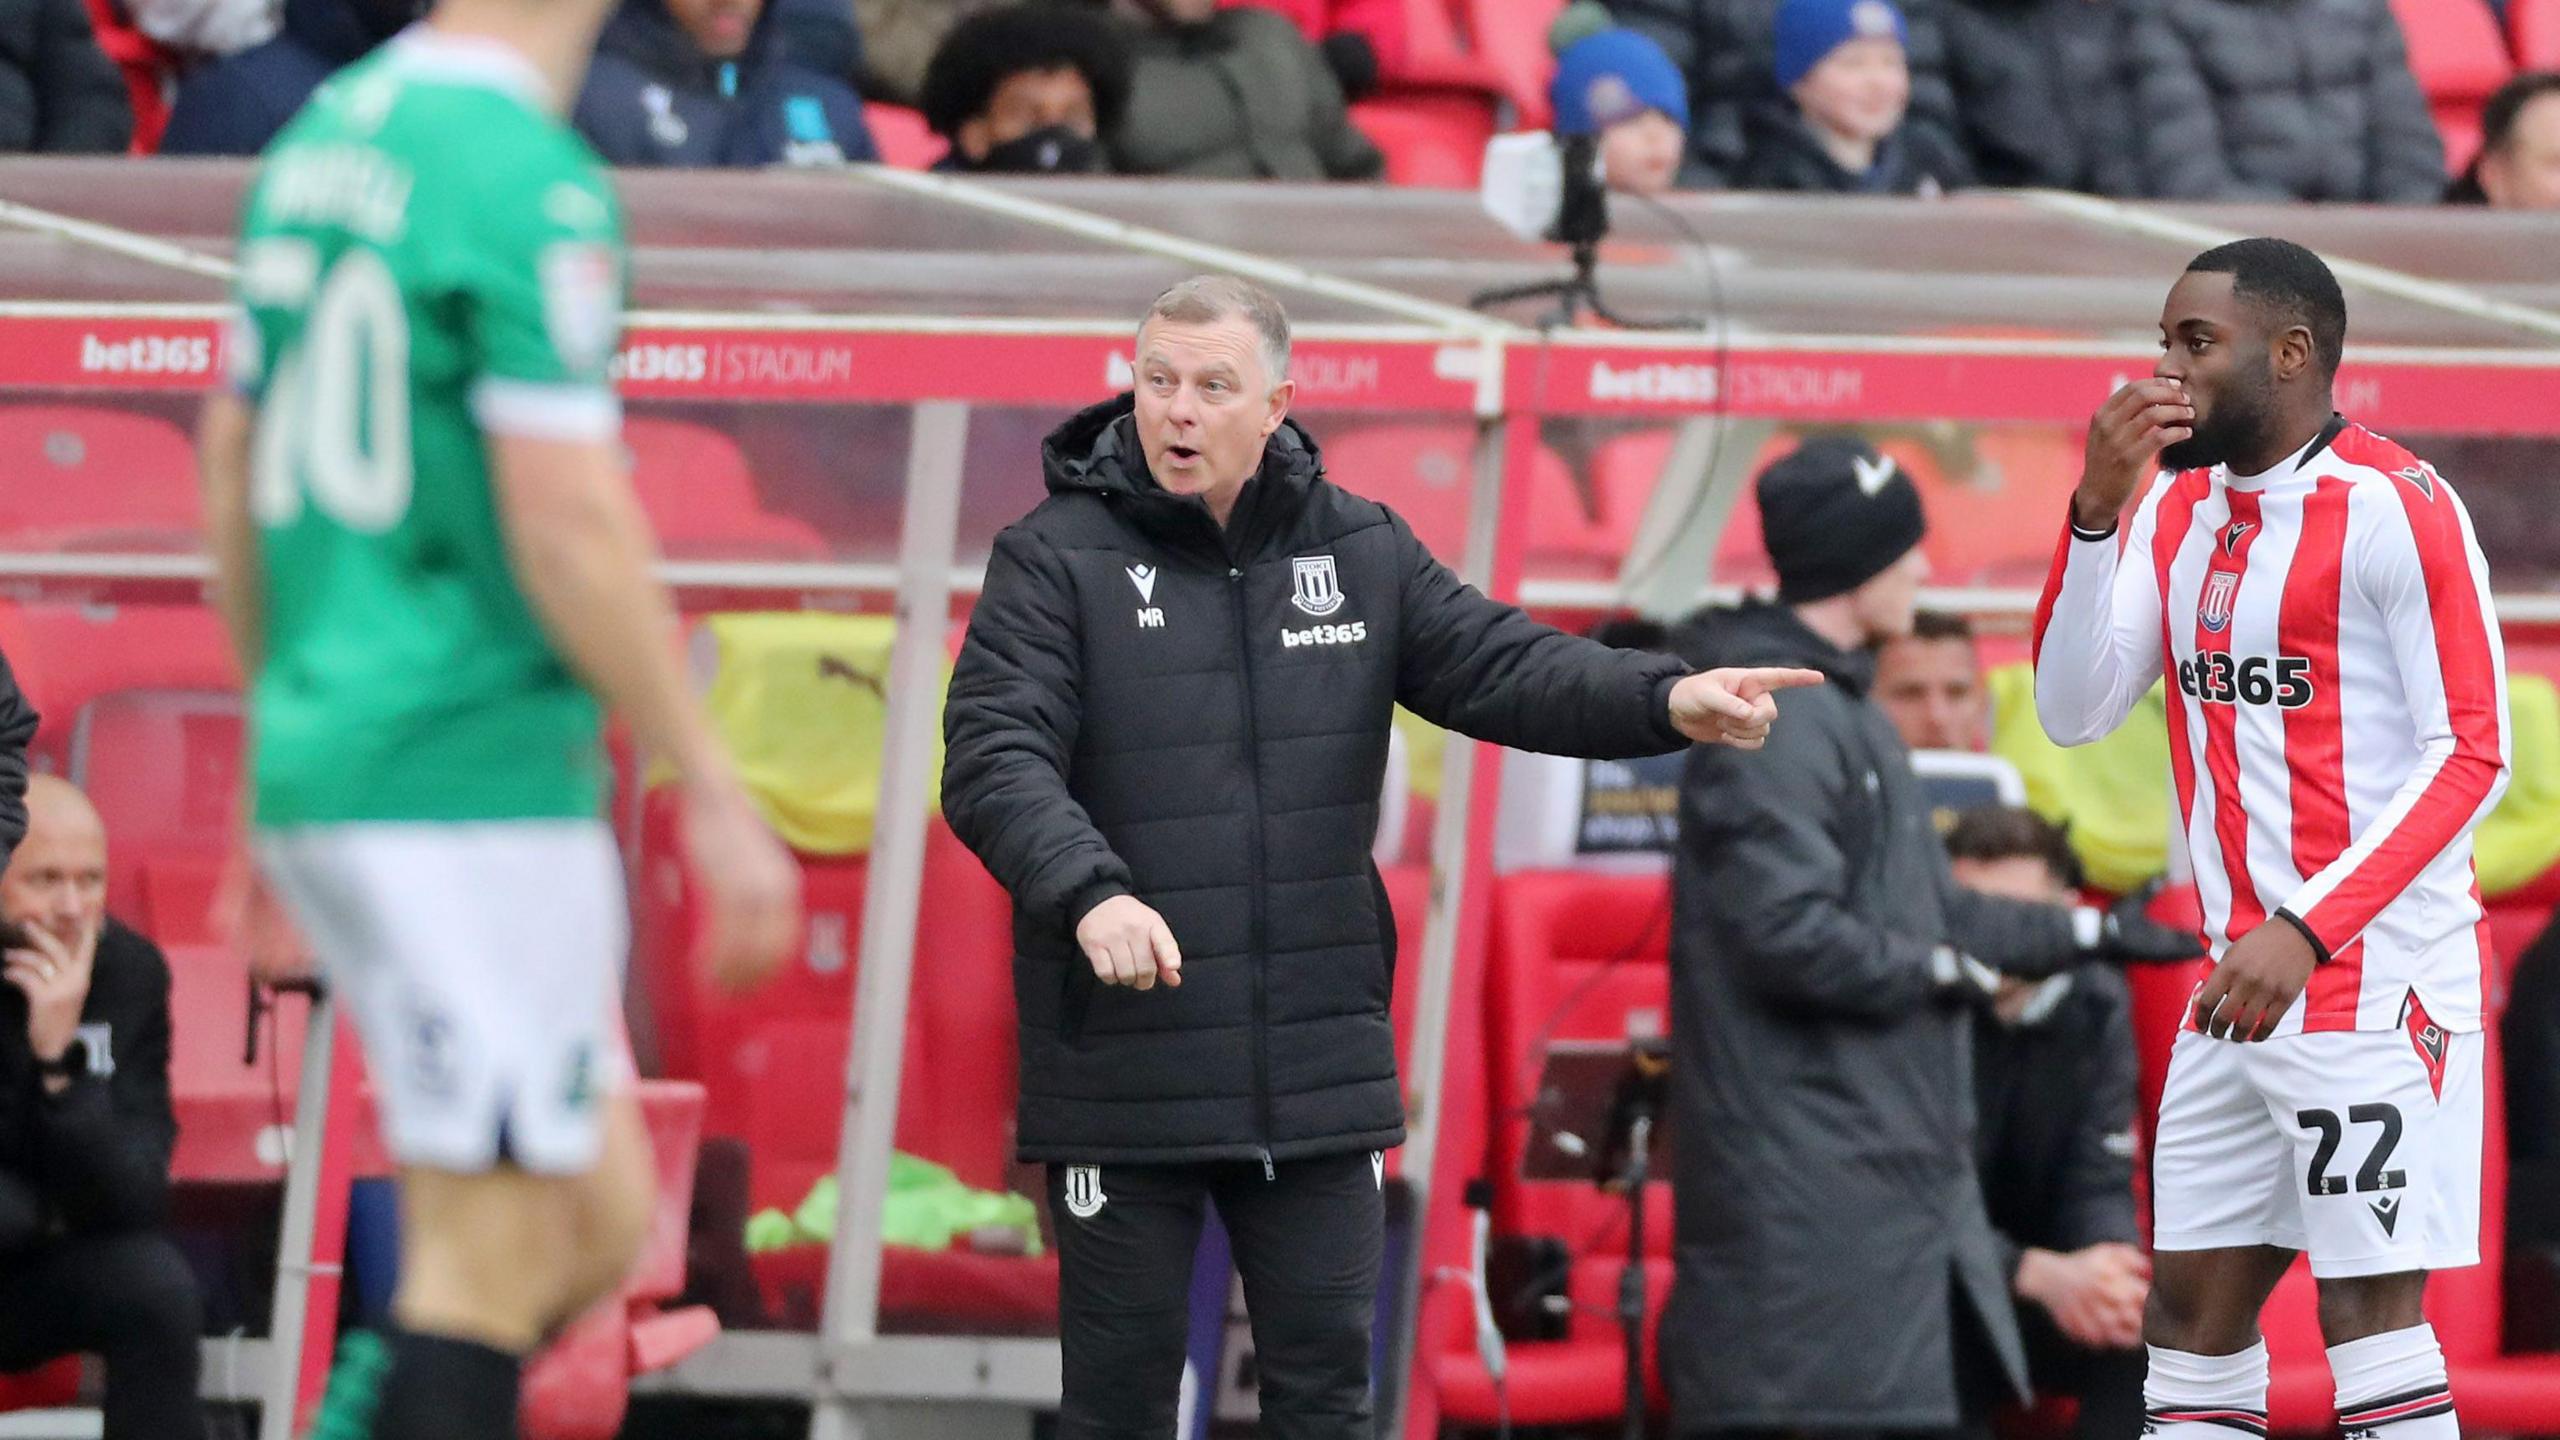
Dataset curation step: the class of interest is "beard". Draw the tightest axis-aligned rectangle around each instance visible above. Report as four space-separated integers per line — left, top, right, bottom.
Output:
2157 357 2277 472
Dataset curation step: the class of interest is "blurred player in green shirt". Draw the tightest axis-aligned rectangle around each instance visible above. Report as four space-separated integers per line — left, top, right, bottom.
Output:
198 1 800 1434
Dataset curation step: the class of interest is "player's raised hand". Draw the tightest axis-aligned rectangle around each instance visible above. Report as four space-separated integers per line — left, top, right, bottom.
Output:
2075 378 2193 531
684 779 805 995
2191 916 2319 1042
1076 894 1182 991
1668 667 1827 750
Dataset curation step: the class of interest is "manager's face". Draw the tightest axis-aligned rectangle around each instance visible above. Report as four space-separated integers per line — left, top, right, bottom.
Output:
1132 312 1292 517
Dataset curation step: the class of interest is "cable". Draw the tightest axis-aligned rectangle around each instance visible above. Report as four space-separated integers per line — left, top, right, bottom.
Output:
1614 192 1737 600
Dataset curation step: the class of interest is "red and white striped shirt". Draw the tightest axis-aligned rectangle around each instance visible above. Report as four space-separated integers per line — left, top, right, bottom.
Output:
2032 419 2510 1035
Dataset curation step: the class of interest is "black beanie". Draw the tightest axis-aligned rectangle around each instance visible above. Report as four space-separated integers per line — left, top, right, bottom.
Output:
1756 435 1928 604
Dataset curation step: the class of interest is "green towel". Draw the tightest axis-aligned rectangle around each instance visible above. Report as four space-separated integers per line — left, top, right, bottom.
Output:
746 1153 1043 1257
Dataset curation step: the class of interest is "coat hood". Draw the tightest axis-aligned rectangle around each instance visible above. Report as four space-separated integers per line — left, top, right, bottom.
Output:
1671 597 1875 694
595 0 782 93
1040 391 1326 507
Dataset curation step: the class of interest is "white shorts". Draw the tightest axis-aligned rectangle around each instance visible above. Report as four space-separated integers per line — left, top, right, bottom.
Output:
2151 1002 2481 1278
257 819 630 1176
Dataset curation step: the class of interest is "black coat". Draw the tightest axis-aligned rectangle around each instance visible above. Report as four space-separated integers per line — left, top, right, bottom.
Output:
0 0 128 153
2125 0 2443 202
1939 0 2172 195
1735 104 1973 194
0 646 30 869
0 920 178 1257
944 397 1688 1165
158 0 395 157
573 0 877 167
1603 0 1963 189
1973 964 2140 1280
1663 602 2076 1431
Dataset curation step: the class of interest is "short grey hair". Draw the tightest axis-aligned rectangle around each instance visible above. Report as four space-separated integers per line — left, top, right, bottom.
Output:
1139 275 1292 389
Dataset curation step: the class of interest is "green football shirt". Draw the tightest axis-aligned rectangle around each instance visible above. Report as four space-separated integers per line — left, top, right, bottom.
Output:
230 29 625 826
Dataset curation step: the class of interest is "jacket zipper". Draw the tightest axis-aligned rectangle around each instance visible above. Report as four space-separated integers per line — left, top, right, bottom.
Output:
1225 557 1277 1181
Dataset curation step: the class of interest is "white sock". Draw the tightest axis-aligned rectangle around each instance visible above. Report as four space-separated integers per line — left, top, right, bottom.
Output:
2330 1323 2458 1440
2145 1340 2270 1439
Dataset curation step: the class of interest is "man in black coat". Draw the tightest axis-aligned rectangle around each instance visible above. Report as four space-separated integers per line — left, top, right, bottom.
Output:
0 776 201 1440
1947 806 2149 1440
1663 437 2193 1439
942 273 1818 1440
0 0 130 152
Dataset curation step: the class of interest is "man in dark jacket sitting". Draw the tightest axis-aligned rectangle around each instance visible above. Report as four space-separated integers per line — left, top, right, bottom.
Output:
1663 437 2194 1439
942 273 1818 1439
0 0 132 152
574 0 875 166
1950 806 2149 1440
157 0 414 155
0 777 200 1440
1104 0 1381 180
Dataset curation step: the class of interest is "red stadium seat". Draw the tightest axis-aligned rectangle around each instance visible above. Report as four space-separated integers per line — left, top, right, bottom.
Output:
0 404 198 551
861 103 948 171
622 416 831 561
1319 421 1479 563
2388 0 2513 173
66 688 243 929
1461 0 1567 127
1394 0 1504 96
0 602 239 774
1484 872 1675 1261
2517 0 2560 69
1348 93 1496 187
163 940 311 1182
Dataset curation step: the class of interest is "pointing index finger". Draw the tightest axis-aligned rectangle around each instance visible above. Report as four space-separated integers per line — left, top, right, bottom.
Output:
1743 668 1827 693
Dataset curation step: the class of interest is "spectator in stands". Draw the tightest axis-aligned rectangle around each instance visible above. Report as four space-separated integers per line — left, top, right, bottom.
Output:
158 0 417 155
921 2 1129 172
1105 0 1383 179
0 645 27 870
1661 436 2194 1439
1948 806 2149 1440
1550 2 1689 197
1604 0 1962 188
0 777 200 1440
943 274 1816 1440
851 0 994 105
2125 0 2444 202
0 0 132 151
772 0 865 91
1736 0 1971 194
1936 0 2189 196
1218 0 1400 101
2448 71 2560 208
1875 607 1988 752
575 0 878 166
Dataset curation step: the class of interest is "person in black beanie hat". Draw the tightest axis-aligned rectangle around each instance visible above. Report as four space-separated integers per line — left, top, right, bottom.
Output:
1657 434 2199 1436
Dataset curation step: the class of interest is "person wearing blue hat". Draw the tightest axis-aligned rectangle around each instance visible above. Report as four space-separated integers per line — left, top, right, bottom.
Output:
1739 0 1970 194
1548 3 1689 195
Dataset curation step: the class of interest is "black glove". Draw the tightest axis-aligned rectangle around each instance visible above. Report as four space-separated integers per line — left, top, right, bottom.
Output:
2079 877 2204 963
1930 944 2003 1002
1321 30 1380 100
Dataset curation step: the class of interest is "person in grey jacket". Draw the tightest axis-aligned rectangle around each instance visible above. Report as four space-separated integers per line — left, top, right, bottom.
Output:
1105 0 1380 179
1662 436 2195 1437
1604 0 1961 188
1938 0 2197 195
0 0 131 152
2125 0 2444 202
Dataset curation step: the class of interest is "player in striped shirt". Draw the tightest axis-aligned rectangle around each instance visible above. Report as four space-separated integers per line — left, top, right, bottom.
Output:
2033 239 2509 1440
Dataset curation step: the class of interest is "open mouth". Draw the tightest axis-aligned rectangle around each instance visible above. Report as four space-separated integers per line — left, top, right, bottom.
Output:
1166 444 1201 464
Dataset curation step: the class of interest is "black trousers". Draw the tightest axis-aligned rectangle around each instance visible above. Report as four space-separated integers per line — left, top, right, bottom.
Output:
1048 1151 1384 1440
0 1231 204 1440
2016 1303 2147 1440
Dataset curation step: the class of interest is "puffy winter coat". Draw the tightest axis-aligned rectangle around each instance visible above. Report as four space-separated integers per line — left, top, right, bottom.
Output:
943 396 1689 1164
574 0 876 167
1106 7 1381 181
2125 0 2444 202
0 0 131 152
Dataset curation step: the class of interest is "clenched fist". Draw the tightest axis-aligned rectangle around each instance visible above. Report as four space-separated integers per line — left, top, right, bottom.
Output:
1668 667 1827 750
1077 894 1183 991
